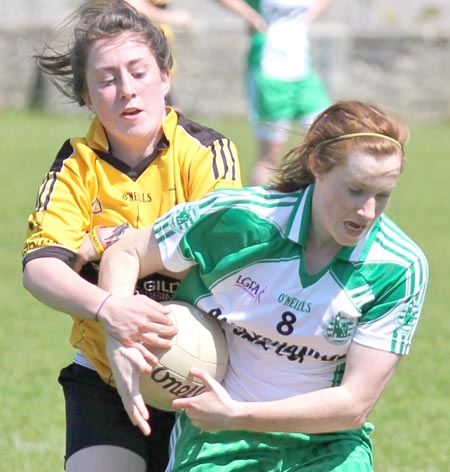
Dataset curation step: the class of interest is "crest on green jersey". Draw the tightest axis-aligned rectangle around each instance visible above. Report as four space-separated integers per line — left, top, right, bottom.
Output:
395 298 419 333
323 312 357 345
169 204 200 233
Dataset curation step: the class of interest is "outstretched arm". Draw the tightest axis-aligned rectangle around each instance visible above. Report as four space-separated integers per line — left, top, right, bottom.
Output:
23 257 113 321
172 342 401 434
98 225 178 434
98 225 165 292
215 0 267 32
98 226 176 352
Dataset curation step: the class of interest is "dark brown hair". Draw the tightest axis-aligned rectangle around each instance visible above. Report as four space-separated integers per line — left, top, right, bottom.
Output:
35 0 173 106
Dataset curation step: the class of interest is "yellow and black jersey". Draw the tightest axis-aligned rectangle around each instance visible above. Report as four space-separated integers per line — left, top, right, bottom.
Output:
23 107 241 382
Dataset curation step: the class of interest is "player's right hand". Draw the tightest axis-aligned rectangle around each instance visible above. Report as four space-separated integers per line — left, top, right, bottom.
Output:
97 294 177 350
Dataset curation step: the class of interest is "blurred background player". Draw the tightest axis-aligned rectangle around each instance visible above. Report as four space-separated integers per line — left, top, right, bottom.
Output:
216 0 332 184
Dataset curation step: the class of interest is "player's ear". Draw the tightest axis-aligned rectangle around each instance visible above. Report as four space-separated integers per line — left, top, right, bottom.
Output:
161 71 171 97
309 155 323 180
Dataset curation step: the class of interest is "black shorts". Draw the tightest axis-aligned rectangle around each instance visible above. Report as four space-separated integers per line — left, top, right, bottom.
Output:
58 363 175 471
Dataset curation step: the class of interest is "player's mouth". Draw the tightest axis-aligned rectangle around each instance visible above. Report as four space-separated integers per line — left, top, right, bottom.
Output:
344 220 367 238
121 108 142 118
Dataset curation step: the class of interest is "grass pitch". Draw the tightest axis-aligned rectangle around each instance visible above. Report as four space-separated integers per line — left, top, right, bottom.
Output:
1 110 449 471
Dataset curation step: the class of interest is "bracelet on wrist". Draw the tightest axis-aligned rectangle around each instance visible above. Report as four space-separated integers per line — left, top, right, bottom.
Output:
95 293 113 322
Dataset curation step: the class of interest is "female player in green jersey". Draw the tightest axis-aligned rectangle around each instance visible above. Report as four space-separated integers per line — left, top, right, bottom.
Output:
22 2 241 471
95 100 427 471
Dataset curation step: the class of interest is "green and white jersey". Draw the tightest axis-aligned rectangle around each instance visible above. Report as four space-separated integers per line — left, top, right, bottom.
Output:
247 0 313 81
154 186 428 402
245 0 330 122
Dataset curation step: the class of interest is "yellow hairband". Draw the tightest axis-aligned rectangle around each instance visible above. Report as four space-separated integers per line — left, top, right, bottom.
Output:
317 132 403 151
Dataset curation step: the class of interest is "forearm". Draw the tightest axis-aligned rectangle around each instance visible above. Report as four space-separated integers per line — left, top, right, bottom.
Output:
179 344 400 434
228 345 400 434
215 0 267 31
307 0 332 23
98 245 141 296
23 257 108 320
98 226 163 295
232 385 367 434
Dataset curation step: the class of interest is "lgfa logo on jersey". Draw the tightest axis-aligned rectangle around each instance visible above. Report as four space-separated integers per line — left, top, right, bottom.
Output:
169 204 200 232
234 275 267 303
323 312 357 345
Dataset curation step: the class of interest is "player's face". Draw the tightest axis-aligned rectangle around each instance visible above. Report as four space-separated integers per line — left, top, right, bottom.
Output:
310 151 402 248
83 32 170 160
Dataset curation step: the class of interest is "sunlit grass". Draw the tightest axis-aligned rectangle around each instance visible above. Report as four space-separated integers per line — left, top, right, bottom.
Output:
1 110 448 471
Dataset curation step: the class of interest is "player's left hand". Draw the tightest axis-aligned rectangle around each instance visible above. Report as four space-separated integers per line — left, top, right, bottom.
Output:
73 233 99 272
172 368 238 431
105 334 153 436
73 224 134 273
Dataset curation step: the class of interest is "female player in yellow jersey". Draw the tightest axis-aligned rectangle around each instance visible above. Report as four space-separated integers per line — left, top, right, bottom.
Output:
22 2 241 471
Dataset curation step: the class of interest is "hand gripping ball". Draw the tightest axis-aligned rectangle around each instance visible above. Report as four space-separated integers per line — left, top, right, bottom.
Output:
140 301 229 411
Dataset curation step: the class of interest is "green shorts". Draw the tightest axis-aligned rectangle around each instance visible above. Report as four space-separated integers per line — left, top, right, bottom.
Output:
246 31 330 125
167 414 374 471
247 69 331 124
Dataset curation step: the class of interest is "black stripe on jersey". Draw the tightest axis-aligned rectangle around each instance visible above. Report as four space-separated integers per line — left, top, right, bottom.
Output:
50 139 75 172
177 113 226 145
36 139 75 212
212 138 239 181
211 138 235 180
211 140 227 180
177 113 238 181
36 171 57 212
224 138 237 181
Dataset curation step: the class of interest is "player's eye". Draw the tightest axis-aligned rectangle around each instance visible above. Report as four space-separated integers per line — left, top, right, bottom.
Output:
99 76 115 87
132 70 146 79
376 192 391 200
348 187 364 196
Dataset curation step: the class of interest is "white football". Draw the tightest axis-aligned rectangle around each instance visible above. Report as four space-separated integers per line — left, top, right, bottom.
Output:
140 300 229 411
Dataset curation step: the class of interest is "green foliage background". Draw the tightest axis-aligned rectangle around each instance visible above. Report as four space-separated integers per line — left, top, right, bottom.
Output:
0 111 448 471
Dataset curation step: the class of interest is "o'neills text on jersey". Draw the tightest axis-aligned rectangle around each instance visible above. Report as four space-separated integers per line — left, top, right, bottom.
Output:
278 293 312 313
122 192 152 202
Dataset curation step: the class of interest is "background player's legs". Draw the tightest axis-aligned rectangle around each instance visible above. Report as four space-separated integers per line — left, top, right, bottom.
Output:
250 138 285 185
66 446 146 472
250 119 290 185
